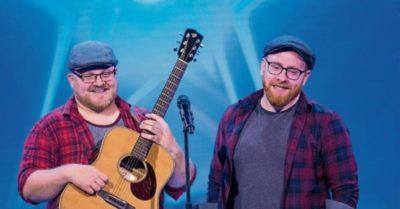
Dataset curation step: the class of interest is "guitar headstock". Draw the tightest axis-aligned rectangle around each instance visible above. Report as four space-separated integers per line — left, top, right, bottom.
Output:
176 28 203 63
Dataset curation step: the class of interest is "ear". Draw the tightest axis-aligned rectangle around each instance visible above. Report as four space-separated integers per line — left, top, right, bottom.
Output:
67 73 75 88
260 59 266 76
302 70 312 86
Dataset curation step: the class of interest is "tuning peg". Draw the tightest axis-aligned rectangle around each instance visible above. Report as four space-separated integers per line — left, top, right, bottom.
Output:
179 32 183 36
173 47 178 52
196 51 200 55
176 41 181 44
200 44 204 48
193 58 197 62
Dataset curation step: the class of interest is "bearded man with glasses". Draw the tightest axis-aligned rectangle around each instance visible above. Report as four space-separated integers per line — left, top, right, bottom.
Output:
18 41 196 209
207 36 358 209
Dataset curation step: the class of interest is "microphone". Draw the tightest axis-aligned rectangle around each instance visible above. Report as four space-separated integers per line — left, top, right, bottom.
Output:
177 95 195 134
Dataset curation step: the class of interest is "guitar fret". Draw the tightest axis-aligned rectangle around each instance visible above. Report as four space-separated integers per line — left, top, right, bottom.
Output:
138 150 146 158
166 79 177 87
132 138 152 160
162 96 171 103
157 99 167 107
174 66 184 72
165 82 173 90
167 77 178 85
170 73 180 80
160 94 170 102
163 85 175 93
161 91 172 99
172 69 184 77
155 102 166 111
153 109 164 116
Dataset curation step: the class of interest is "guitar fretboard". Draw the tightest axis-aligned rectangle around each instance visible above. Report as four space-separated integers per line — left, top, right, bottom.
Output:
131 59 188 160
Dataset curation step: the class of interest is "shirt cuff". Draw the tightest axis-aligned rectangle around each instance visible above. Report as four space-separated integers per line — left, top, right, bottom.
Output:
165 164 197 200
326 199 354 209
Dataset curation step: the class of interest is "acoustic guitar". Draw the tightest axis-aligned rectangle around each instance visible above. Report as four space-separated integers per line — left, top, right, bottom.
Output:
59 28 203 209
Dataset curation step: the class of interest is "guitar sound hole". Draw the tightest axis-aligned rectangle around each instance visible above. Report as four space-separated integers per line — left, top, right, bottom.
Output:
118 155 147 183
118 155 157 200
131 162 157 200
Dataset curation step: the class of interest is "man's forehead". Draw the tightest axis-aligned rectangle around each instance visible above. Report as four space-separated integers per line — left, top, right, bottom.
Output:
266 51 307 68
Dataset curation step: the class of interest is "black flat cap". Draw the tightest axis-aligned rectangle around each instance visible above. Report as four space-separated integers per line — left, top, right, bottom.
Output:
263 35 315 70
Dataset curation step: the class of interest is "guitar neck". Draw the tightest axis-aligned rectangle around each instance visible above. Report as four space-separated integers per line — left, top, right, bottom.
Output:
152 59 188 117
131 59 188 160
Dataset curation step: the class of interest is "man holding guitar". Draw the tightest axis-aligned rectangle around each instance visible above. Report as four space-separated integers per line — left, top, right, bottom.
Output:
207 36 359 209
18 40 196 209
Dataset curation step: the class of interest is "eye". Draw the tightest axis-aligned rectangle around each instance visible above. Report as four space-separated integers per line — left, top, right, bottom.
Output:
102 71 113 76
82 74 95 79
287 68 300 75
270 63 281 70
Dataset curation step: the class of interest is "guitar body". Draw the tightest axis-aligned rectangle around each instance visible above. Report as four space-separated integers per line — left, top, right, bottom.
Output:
59 127 174 209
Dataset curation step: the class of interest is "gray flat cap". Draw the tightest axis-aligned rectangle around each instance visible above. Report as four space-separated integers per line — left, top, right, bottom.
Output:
68 41 118 71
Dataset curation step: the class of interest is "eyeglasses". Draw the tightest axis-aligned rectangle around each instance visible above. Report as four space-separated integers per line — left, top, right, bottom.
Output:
264 59 307 80
72 68 116 84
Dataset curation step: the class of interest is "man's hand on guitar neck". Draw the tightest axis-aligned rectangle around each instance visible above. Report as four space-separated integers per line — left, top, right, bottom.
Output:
139 113 196 188
139 113 179 154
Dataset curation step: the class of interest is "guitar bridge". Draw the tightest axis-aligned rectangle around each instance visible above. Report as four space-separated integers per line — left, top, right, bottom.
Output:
97 190 135 209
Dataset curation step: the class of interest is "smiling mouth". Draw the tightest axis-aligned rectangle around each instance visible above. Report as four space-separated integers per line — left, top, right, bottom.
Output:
91 88 109 93
272 85 289 90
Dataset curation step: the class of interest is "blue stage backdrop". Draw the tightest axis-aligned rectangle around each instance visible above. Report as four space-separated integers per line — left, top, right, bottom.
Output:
1 0 399 208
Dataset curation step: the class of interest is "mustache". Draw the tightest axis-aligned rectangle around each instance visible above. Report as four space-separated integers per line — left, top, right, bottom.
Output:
88 83 111 92
270 81 291 89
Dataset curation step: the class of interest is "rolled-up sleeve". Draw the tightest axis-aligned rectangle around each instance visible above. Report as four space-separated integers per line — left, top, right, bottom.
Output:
18 123 57 204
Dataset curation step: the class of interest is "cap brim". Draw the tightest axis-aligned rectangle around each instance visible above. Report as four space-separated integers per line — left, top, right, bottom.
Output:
74 64 114 72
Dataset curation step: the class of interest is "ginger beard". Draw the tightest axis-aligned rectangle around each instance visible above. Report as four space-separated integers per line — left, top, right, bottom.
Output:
262 77 302 109
74 82 117 113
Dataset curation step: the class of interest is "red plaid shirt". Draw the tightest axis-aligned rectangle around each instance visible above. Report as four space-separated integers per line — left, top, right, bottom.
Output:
18 96 186 209
207 89 359 209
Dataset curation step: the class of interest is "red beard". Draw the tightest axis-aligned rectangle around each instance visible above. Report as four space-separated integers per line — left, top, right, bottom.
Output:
263 79 302 108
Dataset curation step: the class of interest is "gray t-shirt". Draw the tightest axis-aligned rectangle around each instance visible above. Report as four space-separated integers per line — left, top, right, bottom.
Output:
87 115 125 148
233 102 297 209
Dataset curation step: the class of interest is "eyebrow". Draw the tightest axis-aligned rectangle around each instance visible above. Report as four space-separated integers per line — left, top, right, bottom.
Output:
81 68 115 75
266 60 302 70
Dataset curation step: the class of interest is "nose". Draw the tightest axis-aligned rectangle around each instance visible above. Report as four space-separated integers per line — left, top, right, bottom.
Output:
93 74 105 85
276 69 289 81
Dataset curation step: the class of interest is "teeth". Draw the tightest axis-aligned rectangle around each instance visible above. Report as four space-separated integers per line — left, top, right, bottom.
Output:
92 89 107 93
274 85 288 90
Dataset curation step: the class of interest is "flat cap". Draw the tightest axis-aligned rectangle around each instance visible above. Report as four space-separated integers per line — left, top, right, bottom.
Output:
68 41 118 71
263 35 315 70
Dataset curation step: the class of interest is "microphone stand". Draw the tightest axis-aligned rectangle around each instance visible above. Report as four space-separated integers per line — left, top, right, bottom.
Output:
177 95 195 209
183 126 193 209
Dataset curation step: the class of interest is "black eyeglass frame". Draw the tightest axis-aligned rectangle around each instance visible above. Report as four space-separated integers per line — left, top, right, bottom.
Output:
72 68 117 84
263 59 308 80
